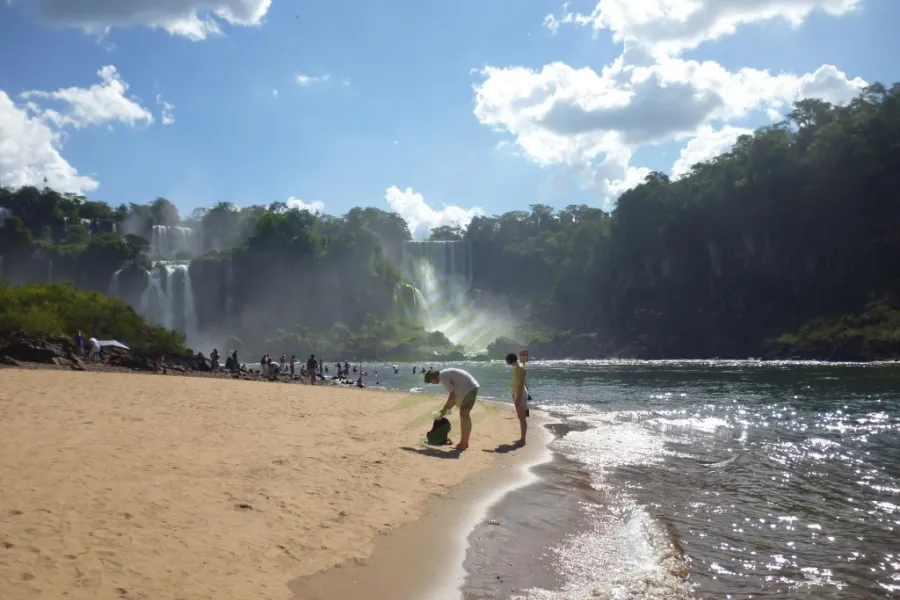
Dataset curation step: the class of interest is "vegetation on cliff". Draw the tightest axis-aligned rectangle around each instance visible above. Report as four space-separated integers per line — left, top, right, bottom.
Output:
464 83 900 359
0 282 185 355
2 82 899 360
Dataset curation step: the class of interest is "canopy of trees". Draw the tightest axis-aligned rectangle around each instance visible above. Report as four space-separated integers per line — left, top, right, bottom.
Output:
468 83 900 359
2 82 898 360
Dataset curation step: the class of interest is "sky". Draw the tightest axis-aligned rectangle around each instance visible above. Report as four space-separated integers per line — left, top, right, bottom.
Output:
0 0 898 239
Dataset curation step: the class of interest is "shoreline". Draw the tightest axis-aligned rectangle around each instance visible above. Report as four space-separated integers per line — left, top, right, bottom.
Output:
290 407 554 600
0 368 534 600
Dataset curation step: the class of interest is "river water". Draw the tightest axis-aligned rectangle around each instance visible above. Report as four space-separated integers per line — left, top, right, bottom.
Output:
369 359 900 599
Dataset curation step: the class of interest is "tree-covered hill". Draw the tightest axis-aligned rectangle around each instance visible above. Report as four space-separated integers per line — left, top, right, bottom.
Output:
2 82 899 360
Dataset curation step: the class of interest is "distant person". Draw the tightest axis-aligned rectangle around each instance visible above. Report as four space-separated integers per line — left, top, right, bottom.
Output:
306 354 318 385
89 337 101 361
259 353 267 377
506 352 529 447
280 355 286 375
290 355 296 377
75 330 85 356
424 368 480 451
412 366 417 374
210 348 220 372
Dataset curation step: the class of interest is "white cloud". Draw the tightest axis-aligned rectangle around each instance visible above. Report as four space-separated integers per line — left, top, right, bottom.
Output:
0 91 98 193
272 88 279 98
547 0 860 54
22 0 272 41
286 197 325 214
156 93 175 125
671 124 752 177
1 65 155 194
385 186 483 240
21 65 153 129
296 73 330 86
473 50 865 202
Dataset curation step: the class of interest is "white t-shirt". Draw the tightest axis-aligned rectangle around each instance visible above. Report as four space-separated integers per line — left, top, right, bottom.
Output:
439 368 479 395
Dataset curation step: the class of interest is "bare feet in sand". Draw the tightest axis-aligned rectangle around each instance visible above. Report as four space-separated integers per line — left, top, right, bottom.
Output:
513 439 526 447
455 443 468 451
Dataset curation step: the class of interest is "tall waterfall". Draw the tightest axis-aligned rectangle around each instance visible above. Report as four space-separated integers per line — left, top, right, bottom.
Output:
399 241 514 352
0 206 12 228
150 225 201 259
108 268 123 297
139 262 199 344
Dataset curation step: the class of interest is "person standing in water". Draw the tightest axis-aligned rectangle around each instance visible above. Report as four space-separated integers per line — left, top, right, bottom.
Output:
424 368 480 451
506 352 528 446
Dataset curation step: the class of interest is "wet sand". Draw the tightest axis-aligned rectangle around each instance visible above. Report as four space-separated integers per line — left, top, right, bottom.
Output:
0 369 531 600
291 416 554 600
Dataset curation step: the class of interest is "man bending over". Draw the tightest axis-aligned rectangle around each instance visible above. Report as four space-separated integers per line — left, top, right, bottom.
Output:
424 368 480 451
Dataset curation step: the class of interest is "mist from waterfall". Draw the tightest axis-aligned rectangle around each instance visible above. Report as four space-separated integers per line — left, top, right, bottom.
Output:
399 241 515 352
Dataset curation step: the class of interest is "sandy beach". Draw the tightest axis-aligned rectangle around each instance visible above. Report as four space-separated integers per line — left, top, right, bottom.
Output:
0 369 531 600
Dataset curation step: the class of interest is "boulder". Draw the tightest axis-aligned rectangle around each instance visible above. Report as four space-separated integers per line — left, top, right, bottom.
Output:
1 337 68 364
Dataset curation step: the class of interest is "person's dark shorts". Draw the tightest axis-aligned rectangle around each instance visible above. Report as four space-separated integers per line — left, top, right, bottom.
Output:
460 388 479 410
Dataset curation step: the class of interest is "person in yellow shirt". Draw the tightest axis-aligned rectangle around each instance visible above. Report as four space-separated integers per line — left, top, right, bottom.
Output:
505 352 528 446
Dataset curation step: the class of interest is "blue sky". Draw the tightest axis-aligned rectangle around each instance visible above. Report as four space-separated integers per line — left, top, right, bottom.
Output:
1 0 898 237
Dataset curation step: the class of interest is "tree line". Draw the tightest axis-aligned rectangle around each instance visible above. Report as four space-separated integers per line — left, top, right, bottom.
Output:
2 82 899 360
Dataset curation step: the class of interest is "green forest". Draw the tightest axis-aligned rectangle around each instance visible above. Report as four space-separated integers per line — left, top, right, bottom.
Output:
1 82 899 361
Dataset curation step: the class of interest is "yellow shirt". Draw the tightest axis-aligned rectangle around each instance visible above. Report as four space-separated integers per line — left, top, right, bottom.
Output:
512 361 527 399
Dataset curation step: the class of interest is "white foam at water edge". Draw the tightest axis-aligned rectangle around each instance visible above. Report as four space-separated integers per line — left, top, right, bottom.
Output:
421 408 556 600
514 404 693 599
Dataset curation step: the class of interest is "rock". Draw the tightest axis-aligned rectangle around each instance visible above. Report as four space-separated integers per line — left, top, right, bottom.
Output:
1 356 22 367
194 352 212 372
1 338 68 364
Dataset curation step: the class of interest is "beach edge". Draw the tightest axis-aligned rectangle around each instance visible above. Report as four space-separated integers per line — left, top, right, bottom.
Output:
289 407 556 600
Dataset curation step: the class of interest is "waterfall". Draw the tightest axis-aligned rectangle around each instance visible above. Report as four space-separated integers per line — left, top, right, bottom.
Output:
150 225 201 259
0 206 11 228
393 282 428 321
138 261 199 344
108 268 123 297
398 241 513 352
182 266 199 341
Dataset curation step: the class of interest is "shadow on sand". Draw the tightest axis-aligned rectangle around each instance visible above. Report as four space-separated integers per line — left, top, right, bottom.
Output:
482 443 523 454
400 446 462 459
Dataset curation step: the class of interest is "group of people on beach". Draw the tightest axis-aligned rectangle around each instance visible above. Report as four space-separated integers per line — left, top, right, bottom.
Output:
208 342 530 450
425 351 529 451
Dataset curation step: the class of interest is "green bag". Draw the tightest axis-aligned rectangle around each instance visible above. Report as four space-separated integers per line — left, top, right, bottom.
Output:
425 418 452 445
